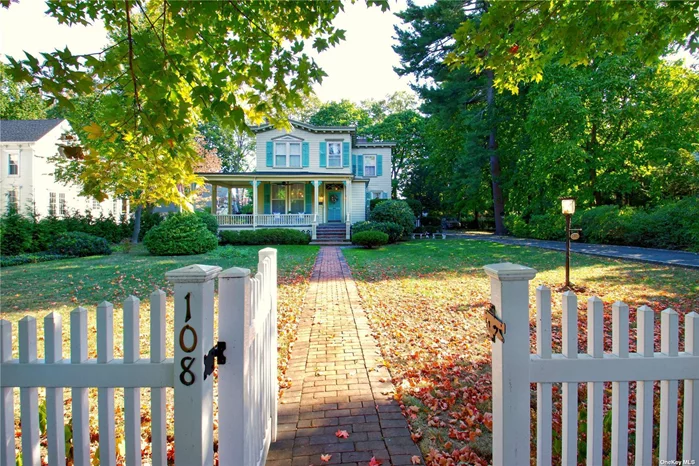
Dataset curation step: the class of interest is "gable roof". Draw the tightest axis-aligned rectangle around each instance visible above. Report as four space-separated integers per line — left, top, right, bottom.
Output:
251 119 356 134
0 119 65 142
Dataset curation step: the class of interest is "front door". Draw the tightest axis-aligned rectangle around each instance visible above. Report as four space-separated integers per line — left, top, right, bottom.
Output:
327 190 343 222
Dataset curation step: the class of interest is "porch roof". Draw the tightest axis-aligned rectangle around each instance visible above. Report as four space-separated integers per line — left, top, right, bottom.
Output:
197 171 367 188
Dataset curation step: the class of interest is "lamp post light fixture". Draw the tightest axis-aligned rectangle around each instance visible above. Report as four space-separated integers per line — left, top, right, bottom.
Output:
560 197 576 288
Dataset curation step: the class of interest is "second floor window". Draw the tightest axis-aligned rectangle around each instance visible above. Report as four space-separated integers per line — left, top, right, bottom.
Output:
8 153 18 175
92 198 100 209
49 193 57 216
327 142 341 168
275 142 301 168
364 155 377 177
59 193 66 216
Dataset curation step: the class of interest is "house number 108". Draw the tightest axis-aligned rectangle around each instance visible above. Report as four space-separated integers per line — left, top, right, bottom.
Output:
179 292 198 386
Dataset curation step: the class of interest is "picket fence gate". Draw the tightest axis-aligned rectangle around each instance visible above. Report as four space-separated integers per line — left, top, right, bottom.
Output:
0 248 278 466
485 262 699 466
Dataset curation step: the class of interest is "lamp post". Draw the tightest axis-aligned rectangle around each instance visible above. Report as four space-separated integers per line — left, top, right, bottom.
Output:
560 197 576 288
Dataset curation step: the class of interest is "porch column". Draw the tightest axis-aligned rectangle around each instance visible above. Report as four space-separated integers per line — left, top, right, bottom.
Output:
312 180 320 240
250 180 259 229
344 180 351 240
211 184 217 215
227 188 233 215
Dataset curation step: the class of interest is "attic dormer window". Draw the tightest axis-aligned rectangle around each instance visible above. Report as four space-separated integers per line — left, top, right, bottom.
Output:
7 152 18 176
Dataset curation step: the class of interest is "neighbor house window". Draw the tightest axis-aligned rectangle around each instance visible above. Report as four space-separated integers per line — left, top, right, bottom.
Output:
7 152 18 176
59 193 66 216
272 184 287 214
289 183 305 213
364 155 376 177
92 198 100 209
49 193 56 216
7 188 18 210
275 142 302 168
327 142 341 167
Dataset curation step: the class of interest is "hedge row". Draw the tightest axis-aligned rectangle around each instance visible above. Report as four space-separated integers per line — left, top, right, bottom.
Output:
0 252 71 268
505 198 699 251
219 228 311 246
351 221 403 243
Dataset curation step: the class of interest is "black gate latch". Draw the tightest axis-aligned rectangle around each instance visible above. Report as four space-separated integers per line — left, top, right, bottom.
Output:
203 341 227 380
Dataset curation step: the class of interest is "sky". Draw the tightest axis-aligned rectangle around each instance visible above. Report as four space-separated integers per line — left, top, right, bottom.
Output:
0 0 416 103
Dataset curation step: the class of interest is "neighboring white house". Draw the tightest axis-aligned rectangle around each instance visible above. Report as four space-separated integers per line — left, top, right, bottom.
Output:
198 120 395 241
0 119 126 218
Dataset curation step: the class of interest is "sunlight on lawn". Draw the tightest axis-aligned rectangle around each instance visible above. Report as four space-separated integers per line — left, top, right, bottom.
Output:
344 239 698 465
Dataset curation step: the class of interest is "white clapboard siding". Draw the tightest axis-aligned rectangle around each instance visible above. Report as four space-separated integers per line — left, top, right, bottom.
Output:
218 248 278 466
1 250 279 466
485 262 699 466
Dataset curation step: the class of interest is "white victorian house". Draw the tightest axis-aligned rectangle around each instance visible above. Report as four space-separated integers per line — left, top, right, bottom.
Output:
0 119 127 218
198 120 394 242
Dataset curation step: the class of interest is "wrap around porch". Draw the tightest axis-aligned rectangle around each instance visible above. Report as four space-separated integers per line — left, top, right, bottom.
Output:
201 172 362 240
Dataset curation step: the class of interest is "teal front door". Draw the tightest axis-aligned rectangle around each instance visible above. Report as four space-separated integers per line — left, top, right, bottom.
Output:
327 190 343 222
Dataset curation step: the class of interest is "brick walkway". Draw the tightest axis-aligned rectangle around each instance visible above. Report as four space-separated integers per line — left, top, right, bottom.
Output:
267 247 422 466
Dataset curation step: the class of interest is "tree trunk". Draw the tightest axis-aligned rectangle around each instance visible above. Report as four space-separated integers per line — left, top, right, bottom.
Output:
589 123 602 205
485 69 507 235
131 204 142 243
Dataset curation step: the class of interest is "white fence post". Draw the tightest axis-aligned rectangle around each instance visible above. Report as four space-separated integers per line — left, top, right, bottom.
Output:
218 266 251 466
484 262 537 466
684 312 699 462
0 320 15 466
166 264 222 466
259 247 278 442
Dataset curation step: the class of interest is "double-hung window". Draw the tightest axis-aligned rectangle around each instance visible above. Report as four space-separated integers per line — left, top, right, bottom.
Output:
272 184 287 214
49 193 57 216
275 141 302 168
92 198 101 209
7 189 18 210
59 193 66 216
364 155 377 177
7 152 18 176
327 142 342 168
289 183 305 213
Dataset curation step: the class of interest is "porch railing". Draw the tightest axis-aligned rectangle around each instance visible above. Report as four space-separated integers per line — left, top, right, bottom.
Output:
216 213 317 226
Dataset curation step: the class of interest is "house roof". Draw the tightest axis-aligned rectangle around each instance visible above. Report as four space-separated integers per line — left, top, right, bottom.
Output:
0 119 64 142
251 119 356 134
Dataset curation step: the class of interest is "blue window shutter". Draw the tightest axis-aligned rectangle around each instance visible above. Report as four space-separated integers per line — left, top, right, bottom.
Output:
342 142 350 167
266 142 273 167
357 155 364 176
352 154 357 175
302 142 310 167
304 183 313 213
376 154 383 176
263 183 271 214
319 142 327 167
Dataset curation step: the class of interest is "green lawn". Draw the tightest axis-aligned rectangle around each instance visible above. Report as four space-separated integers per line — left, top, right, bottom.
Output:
343 239 698 464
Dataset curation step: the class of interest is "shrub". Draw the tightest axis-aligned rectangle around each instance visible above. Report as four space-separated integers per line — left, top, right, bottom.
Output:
527 213 566 241
143 214 218 255
195 211 219 235
0 208 34 255
369 200 416 238
369 198 388 211
219 228 310 246
33 216 68 251
138 210 164 241
351 231 388 249
0 252 71 267
405 199 423 218
421 214 442 227
352 221 402 243
504 215 531 238
50 232 112 257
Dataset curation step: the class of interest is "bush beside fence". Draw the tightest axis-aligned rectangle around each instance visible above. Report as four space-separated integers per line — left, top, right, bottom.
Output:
219 228 311 246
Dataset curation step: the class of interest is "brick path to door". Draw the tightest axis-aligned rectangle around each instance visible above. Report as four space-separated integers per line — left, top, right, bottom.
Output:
267 247 423 466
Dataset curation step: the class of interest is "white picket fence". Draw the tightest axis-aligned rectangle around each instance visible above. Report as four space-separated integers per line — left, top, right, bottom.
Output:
0 248 278 466
485 262 699 466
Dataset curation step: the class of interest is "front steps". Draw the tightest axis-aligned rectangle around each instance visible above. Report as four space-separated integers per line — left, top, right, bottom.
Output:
311 223 351 246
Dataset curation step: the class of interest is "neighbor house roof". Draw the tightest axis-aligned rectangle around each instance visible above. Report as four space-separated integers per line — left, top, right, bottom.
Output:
0 119 64 142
